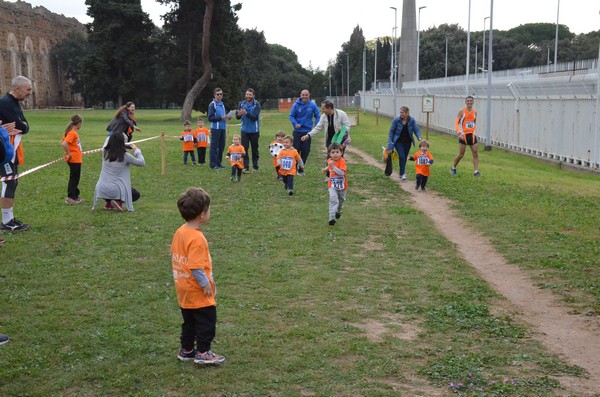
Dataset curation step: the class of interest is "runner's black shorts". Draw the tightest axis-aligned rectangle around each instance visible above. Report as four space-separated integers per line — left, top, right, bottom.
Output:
0 162 18 198
459 133 477 146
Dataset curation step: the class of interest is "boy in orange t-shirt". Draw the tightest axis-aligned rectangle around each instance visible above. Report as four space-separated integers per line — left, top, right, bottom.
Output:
269 130 286 180
60 114 84 204
195 117 210 165
226 134 246 182
409 140 434 191
171 187 225 365
180 121 197 165
322 143 348 226
276 135 304 196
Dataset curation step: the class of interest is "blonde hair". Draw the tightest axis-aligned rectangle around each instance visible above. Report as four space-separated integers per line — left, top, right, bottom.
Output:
419 139 429 148
64 114 83 135
232 134 241 141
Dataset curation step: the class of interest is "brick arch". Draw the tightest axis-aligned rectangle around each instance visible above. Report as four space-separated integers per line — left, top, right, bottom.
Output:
39 39 50 82
7 32 20 77
23 36 35 81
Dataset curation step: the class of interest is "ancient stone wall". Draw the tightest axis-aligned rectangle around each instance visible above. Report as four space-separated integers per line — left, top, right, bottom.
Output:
0 0 86 108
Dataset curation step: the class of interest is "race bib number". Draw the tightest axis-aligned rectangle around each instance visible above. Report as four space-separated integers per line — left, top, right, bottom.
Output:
231 152 242 162
183 133 194 142
197 134 207 142
417 155 430 165
466 121 475 129
281 156 293 171
331 176 345 190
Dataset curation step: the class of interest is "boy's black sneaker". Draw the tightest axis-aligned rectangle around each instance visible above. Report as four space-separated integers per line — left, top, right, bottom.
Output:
335 212 341 219
177 348 196 361
329 219 336 226
0 219 30 233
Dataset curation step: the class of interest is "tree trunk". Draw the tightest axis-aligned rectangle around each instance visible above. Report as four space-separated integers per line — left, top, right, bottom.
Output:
181 0 214 121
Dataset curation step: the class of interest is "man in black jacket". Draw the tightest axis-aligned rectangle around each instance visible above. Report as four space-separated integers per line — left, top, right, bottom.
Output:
0 76 32 232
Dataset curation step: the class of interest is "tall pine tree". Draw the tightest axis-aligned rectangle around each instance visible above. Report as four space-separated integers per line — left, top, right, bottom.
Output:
83 0 156 106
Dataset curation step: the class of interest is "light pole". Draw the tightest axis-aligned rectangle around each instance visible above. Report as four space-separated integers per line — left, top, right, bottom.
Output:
417 6 427 93
554 0 560 72
466 0 472 95
482 16 490 72
485 0 494 151
346 52 349 108
328 64 332 97
373 40 378 92
445 34 449 78
390 6 397 117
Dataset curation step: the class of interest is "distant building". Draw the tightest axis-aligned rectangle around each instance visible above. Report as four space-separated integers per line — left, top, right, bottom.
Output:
0 0 86 108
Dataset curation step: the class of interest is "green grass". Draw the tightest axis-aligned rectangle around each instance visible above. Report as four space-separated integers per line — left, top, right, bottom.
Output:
0 109 597 396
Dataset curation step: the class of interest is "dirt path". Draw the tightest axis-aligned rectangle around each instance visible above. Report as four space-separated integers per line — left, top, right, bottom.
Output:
346 146 600 396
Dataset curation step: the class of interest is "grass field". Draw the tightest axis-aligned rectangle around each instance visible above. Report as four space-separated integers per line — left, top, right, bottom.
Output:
0 108 598 396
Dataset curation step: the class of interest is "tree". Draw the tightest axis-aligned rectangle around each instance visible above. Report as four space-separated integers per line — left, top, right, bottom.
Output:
181 0 214 121
83 0 156 106
50 31 90 101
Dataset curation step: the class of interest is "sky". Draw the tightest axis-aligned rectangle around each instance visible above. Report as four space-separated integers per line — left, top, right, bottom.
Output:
8 0 600 70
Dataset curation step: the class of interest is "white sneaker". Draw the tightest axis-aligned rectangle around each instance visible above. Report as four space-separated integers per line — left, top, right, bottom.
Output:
400 174 407 180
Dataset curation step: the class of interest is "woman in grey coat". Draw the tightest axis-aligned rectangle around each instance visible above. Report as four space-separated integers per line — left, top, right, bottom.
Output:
93 132 145 211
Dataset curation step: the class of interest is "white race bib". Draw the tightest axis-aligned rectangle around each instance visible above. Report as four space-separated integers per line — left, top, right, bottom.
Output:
281 156 293 170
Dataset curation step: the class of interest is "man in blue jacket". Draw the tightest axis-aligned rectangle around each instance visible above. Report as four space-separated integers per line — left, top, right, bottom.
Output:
289 89 320 173
236 88 261 173
207 88 228 169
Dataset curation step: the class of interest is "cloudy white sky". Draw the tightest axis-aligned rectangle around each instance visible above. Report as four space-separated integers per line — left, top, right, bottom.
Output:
8 0 600 70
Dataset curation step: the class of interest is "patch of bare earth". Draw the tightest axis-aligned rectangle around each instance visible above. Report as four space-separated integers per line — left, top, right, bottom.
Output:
347 146 600 396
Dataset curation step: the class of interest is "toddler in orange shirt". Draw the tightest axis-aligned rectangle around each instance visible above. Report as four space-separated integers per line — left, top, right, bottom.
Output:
226 134 246 182
269 130 286 180
322 143 348 226
276 135 304 196
180 121 197 165
171 187 225 365
409 140 434 191
195 117 210 165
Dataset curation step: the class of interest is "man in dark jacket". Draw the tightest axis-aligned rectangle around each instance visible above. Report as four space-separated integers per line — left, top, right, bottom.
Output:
0 76 32 232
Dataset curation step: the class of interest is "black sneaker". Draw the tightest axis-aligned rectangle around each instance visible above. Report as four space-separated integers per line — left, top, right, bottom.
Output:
0 334 9 345
1 219 30 232
335 212 341 219
177 348 196 361
328 219 336 226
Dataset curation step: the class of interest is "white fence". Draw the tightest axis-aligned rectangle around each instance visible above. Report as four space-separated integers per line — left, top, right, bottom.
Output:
358 61 600 170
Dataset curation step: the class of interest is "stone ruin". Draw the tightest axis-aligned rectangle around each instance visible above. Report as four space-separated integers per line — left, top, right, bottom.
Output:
0 0 86 108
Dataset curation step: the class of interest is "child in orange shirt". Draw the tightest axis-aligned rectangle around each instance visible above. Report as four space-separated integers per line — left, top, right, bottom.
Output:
322 143 348 226
180 121 197 165
226 134 246 182
195 117 210 165
268 130 286 180
277 135 304 196
60 114 84 204
409 140 434 191
171 187 225 365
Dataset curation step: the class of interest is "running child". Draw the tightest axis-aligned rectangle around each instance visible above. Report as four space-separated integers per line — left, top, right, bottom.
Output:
60 114 84 204
226 134 246 182
409 140 434 191
269 130 286 180
322 142 348 226
276 135 304 196
171 187 225 365
180 121 197 165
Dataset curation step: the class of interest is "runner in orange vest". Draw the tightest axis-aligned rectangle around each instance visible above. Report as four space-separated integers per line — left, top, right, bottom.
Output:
451 96 480 177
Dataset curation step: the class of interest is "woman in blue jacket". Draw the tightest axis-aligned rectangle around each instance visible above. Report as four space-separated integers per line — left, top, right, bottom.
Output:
387 106 422 180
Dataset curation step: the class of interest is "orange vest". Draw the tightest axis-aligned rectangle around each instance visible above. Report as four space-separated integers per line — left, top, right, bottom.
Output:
456 108 476 135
